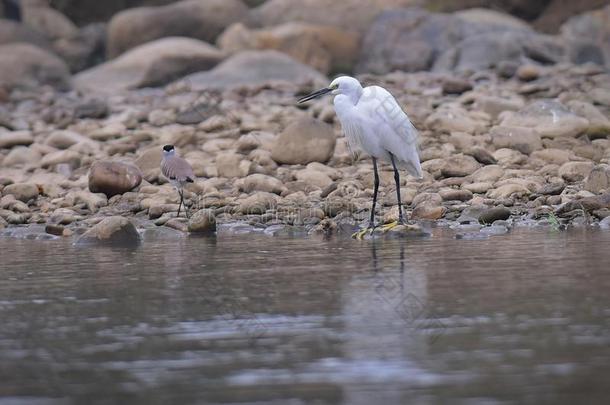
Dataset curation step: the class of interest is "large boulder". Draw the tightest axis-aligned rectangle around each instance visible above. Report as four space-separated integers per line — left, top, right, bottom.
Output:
21 1 79 40
356 7 563 74
76 216 141 246
0 19 50 48
218 22 360 74
434 30 563 72
188 208 217 233
535 0 608 34
560 4 610 67
2 182 39 202
74 37 224 93
499 100 590 139
107 0 248 58
184 50 327 91
88 160 143 197
0 43 71 90
249 0 417 33
0 130 34 149
271 117 335 165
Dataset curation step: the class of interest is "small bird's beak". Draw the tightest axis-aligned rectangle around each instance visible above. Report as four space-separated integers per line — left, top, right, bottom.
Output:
298 87 332 103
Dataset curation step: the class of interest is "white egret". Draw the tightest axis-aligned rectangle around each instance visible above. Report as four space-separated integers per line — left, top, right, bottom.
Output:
161 145 195 218
298 76 422 239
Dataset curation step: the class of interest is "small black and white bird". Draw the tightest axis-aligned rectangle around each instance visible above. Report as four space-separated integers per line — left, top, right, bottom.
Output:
160 145 195 218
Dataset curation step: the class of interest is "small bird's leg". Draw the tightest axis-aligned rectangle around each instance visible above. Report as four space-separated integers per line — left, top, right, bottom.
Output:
381 153 405 232
184 193 190 219
353 157 379 239
177 189 183 218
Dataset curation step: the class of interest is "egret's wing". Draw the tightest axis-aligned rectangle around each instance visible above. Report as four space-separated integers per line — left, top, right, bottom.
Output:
342 118 366 158
359 86 423 178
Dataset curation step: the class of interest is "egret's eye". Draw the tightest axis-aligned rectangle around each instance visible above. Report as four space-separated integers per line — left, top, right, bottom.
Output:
332 84 339 90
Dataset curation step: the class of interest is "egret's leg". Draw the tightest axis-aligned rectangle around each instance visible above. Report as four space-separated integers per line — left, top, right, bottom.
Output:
381 153 404 232
353 158 379 240
391 153 405 224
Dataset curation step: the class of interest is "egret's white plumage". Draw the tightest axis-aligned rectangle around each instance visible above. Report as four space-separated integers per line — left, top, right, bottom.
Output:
298 76 423 237
330 76 422 179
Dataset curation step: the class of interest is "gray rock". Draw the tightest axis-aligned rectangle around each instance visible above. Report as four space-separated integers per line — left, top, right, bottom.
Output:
500 100 589 139
479 206 511 224
40 150 81 169
134 147 163 182
218 22 360 74
238 192 277 215
236 174 286 195
107 0 247 58
2 183 39 203
2 146 41 166
0 19 50 49
357 7 541 74
561 4 610 68
271 117 335 165
74 98 108 119
45 130 86 149
249 0 415 33
75 37 224 93
0 43 71 91
441 77 473 94
88 160 143 198
76 216 141 246
184 50 327 91
45 224 65 236
556 193 610 215
0 130 34 149
559 161 594 183
490 125 542 155
216 152 255 178
584 165 610 194
441 154 481 178
188 209 217 233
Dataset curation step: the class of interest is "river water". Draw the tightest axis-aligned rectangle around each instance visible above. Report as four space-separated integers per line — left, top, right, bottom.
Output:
1 225 609 404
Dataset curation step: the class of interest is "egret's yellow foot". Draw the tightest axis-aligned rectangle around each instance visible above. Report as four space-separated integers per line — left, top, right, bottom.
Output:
352 227 373 240
380 221 400 232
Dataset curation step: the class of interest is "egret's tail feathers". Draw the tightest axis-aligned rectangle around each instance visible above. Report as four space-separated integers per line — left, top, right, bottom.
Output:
398 158 423 179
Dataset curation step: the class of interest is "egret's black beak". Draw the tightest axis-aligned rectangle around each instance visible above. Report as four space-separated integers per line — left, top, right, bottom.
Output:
298 87 332 104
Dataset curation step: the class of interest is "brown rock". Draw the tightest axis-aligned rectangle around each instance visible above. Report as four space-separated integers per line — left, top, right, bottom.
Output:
584 165 610 193
2 183 39 202
88 161 143 197
188 209 216 233
490 125 542 155
441 154 482 178
76 216 141 245
272 117 335 165
75 37 224 93
107 0 247 57
558 161 594 182
0 130 34 149
412 205 445 220
218 22 359 74
0 43 70 90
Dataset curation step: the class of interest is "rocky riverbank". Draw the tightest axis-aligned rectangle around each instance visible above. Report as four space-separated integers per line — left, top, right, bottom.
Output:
1 62 610 241
1 1 610 241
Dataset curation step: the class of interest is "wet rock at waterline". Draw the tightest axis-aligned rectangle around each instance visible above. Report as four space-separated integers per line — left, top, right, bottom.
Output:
76 216 141 245
188 209 217 233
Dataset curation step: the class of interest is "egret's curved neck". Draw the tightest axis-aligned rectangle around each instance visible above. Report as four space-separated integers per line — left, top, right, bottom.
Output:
341 85 363 106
